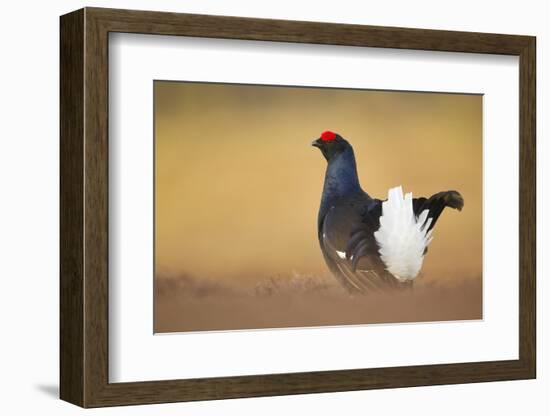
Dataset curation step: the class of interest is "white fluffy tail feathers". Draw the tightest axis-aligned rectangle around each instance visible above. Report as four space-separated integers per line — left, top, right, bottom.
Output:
374 186 433 282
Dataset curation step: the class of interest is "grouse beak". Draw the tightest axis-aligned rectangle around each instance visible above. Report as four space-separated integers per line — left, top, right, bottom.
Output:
311 138 322 148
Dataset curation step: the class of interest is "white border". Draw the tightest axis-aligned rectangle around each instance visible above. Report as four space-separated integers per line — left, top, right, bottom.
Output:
109 33 519 382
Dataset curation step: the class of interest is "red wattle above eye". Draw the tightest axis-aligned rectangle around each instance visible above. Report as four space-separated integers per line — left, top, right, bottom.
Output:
321 131 336 141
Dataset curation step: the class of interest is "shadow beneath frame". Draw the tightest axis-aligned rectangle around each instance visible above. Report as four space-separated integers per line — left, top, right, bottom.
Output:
35 384 59 399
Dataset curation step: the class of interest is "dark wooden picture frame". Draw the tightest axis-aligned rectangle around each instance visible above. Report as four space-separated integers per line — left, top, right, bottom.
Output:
60 7 536 408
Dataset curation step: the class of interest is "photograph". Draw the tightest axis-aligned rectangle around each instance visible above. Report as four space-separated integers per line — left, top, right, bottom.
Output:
154 80 483 333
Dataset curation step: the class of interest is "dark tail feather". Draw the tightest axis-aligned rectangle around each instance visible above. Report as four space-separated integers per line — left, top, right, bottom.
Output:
413 190 464 231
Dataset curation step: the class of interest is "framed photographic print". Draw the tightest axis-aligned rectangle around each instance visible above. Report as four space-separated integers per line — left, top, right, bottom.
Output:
60 7 536 408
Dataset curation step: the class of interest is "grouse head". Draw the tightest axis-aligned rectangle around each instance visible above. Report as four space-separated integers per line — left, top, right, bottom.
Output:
311 130 351 162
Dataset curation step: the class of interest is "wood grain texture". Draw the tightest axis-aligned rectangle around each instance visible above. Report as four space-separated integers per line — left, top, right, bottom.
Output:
83 10 110 406
518 38 536 375
59 7 537 408
59 8 84 406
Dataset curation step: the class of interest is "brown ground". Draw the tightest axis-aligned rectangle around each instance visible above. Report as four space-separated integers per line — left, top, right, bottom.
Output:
154 274 482 333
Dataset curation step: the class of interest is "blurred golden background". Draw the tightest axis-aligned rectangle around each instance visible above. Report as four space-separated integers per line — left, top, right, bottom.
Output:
155 81 481 284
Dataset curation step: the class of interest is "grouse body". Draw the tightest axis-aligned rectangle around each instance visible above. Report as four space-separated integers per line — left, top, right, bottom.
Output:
312 130 464 294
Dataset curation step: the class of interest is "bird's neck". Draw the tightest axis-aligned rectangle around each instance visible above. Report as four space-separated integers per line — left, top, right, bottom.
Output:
321 147 363 203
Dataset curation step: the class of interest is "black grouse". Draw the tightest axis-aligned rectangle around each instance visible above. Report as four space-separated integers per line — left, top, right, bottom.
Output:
312 130 464 294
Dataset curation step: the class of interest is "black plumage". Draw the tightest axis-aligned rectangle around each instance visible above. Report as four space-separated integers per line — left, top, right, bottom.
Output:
313 131 464 294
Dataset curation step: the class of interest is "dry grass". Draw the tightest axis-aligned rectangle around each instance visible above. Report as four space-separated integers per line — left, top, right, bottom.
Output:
154 273 482 333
